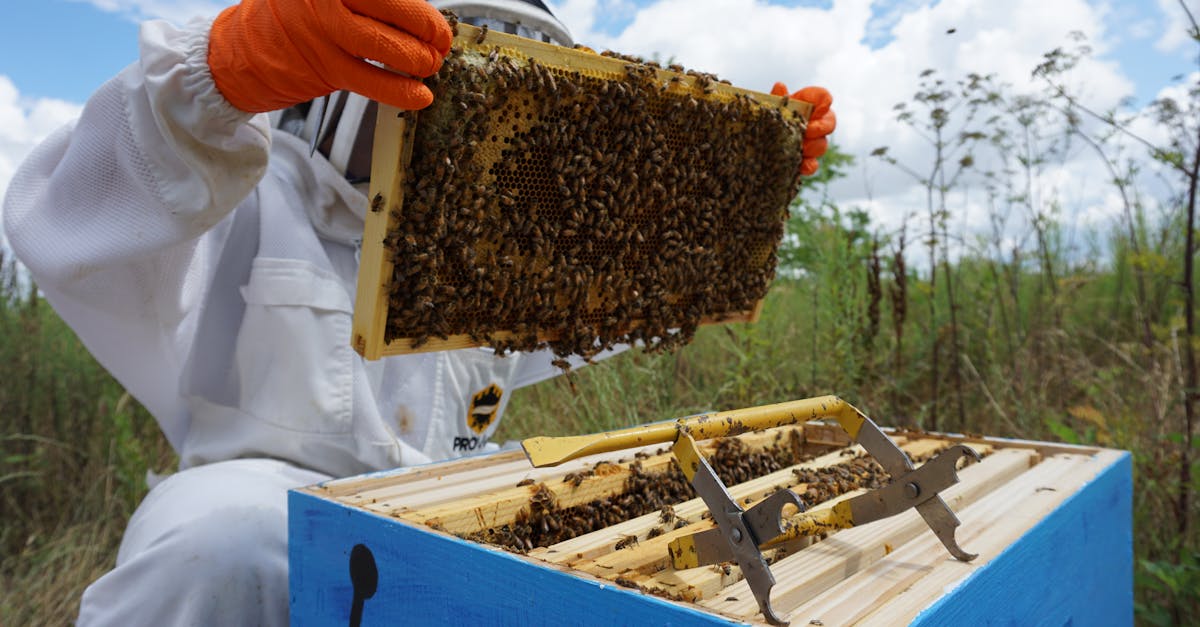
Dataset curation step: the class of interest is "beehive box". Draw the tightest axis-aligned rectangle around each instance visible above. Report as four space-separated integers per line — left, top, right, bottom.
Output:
352 22 812 360
289 405 1131 625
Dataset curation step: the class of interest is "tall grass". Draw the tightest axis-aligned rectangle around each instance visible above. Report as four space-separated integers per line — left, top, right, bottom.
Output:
0 252 175 625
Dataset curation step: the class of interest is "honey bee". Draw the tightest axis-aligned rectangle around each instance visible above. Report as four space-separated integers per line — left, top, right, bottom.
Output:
614 577 639 589
614 535 639 550
710 563 733 576
475 23 489 44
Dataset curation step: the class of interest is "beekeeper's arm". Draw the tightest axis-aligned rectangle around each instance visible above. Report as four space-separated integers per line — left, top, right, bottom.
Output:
2 0 450 441
5 0 450 287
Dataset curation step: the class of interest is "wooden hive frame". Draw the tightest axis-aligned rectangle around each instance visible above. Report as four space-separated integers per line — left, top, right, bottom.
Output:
292 417 1131 625
352 23 813 360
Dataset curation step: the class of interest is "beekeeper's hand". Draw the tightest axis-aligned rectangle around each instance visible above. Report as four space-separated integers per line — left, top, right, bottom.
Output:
208 0 453 113
772 83 837 176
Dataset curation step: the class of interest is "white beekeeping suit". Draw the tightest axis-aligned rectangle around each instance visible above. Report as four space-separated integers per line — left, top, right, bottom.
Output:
2 0 601 624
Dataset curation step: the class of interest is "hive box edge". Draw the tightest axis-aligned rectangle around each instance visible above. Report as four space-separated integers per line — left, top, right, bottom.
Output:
289 486 744 626
909 449 1132 626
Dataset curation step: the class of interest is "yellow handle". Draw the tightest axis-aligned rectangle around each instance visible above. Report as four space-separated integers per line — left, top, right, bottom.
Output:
522 395 867 467
768 501 856 546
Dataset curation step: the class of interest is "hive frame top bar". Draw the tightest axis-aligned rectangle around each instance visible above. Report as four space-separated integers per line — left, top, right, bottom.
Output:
352 23 813 360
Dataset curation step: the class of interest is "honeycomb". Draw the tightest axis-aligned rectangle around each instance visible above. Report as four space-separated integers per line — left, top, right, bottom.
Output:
368 21 808 360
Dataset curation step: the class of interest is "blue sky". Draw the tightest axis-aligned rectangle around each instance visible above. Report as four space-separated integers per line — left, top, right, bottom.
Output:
0 1 140 103
0 0 1191 106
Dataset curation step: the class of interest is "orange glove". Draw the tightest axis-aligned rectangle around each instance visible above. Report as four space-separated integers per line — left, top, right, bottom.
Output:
209 0 453 113
772 83 837 176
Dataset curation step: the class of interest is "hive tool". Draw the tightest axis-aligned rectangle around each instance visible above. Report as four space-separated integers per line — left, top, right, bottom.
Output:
521 396 980 626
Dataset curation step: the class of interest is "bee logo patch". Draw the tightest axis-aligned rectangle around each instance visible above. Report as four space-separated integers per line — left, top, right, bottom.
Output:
467 383 503 435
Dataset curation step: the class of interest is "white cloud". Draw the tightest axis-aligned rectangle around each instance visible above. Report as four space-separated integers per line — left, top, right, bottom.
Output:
0 76 83 203
0 76 84 252
68 0 224 24
1155 0 1197 54
549 0 1130 171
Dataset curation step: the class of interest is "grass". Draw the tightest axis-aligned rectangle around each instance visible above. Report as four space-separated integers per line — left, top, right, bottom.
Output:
3 218 1198 621
0 255 175 624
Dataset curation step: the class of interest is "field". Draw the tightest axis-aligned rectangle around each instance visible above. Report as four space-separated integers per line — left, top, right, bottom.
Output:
3 34 1199 625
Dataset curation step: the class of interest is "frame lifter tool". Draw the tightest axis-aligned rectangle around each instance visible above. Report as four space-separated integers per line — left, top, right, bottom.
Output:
521 396 980 626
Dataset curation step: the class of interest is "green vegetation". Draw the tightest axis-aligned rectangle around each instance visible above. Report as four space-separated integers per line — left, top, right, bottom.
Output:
0 253 175 623
3 21 1198 625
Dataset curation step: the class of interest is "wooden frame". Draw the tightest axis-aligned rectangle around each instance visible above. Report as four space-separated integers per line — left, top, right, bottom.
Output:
290 424 1131 625
352 23 811 360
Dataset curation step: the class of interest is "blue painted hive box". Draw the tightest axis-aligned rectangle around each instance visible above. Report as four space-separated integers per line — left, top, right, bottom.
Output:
289 423 1131 625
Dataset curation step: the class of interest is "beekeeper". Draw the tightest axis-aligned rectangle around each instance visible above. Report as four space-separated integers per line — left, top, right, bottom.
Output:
2 0 835 623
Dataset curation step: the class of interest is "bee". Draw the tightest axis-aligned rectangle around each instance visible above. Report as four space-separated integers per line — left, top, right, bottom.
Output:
475 23 489 44
614 535 639 550
614 577 639 589
440 8 459 34
710 563 733 576
516 478 535 487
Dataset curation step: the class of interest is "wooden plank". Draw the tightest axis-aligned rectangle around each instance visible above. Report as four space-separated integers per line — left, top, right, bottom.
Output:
369 425 813 523
905 451 1131 626
336 435 687 508
534 436 971 569
887 429 1107 459
387 455 675 532
313 448 527 499
532 444 869 566
777 452 1103 626
338 447 648 512
668 444 1022 608
353 104 415 360
699 447 1038 618
382 429 807 531
565 438 955 589
858 450 1129 627
324 422 835 507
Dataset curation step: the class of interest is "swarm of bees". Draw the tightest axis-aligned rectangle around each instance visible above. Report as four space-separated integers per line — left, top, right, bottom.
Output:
457 437 891 557
380 16 806 360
